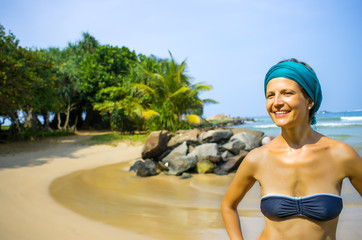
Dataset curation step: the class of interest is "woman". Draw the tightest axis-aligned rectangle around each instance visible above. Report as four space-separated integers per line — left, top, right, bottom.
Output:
221 59 362 240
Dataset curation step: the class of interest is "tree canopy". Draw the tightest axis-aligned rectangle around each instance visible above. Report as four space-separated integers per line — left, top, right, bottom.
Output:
0 24 217 139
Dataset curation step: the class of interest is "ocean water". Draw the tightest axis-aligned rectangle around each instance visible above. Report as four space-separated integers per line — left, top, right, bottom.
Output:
239 110 362 156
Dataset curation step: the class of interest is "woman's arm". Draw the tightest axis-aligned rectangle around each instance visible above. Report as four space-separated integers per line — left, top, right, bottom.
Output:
344 147 362 196
221 149 259 240
336 142 362 196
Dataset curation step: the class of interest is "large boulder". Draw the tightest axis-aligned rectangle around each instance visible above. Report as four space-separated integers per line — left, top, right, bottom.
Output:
142 130 172 159
167 129 200 148
220 150 248 172
231 128 264 138
162 141 188 163
220 139 245 155
192 143 219 161
230 131 261 151
136 159 160 177
167 153 198 175
199 129 233 143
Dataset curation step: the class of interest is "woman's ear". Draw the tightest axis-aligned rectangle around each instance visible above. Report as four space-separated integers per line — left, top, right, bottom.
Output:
308 100 315 110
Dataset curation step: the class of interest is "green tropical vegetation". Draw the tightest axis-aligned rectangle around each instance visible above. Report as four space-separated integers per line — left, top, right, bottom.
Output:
80 133 148 146
0 24 217 140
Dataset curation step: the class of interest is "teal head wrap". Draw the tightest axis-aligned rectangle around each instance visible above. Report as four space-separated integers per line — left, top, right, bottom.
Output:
264 61 322 125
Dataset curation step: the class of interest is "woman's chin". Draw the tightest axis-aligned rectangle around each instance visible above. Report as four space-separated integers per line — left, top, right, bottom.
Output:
272 119 290 127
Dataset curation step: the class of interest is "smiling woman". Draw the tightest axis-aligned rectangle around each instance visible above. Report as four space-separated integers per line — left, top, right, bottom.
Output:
264 59 322 125
221 59 362 240
266 78 313 128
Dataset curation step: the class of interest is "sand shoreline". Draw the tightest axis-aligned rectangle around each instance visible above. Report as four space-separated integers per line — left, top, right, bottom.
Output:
0 133 156 240
0 133 361 240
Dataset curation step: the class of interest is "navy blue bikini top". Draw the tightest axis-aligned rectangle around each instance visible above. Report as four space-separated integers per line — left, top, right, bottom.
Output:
260 193 343 221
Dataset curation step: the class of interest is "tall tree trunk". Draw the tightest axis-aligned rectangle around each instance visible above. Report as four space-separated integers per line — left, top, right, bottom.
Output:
24 107 40 131
23 107 31 129
57 112 62 130
70 115 78 132
42 111 52 132
64 104 71 131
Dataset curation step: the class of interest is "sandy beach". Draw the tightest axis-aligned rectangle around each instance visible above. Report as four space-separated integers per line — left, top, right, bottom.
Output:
0 132 361 240
0 133 156 240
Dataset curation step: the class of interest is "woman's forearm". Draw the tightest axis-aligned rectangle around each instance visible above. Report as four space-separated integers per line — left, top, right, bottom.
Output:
221 204 244 240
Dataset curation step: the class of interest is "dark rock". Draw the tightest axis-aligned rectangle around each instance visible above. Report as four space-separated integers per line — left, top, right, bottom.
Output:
199 129 233 143
180 172 193 179
214 167 229 175
220 139 245 155
142 130 172 159
192 143 219 161
221 151 235 162
136 159 160 177
167 129 200 148
129 160 144 172
206 155 221 163
156 148 172 162
220 150 248 172
167 153 198 175
158 161 169 171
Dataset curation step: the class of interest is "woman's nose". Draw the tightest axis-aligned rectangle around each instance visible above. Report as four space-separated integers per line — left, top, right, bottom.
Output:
273 94 284 106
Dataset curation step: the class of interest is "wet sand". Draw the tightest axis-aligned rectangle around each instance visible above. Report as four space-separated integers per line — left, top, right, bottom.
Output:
50 160 264 240
1 133 361 240
49 159 362 240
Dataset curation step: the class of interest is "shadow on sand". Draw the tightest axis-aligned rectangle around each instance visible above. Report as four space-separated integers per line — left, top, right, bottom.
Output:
0 132 101 169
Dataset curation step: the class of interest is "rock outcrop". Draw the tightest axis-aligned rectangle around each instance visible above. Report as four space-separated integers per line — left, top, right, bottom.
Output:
206 114 256 127
131 128 269 177
142 130 172 159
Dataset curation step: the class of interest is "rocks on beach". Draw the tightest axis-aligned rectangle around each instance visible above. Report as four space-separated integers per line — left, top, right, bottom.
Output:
130 128 271 178
206 114 256 128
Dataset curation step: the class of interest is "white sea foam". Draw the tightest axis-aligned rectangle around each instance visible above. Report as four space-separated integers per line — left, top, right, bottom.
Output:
341 116 362 121
254 124 278 129
316 122 362 127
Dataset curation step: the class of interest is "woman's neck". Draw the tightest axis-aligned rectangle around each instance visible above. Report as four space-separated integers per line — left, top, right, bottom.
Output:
280 124 317 149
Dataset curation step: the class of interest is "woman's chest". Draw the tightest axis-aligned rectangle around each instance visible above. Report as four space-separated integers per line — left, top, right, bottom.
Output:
255 150 343 195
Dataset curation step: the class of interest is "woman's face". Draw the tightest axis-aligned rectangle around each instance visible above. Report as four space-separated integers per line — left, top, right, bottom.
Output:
266 77 313 128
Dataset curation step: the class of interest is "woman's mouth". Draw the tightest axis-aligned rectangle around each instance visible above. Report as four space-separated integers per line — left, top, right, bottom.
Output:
274 111 290 117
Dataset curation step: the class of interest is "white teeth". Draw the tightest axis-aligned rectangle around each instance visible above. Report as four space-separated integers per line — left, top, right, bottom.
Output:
275 111 288 114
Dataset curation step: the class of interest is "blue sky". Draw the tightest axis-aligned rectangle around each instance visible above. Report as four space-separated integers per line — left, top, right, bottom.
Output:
1 0 361 118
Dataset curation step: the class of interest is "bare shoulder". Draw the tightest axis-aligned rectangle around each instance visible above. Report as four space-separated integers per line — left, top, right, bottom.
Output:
243 144 269 165
320 136 362 178
323 136 361 162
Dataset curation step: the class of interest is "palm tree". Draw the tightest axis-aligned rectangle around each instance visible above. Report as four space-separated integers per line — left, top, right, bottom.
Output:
135 52 217 131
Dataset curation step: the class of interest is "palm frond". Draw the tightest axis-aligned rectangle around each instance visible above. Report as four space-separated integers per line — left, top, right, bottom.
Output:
169 86 190 99
192 83 212 92
133 83 156 96
202 98 219 104
142 109 160 120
